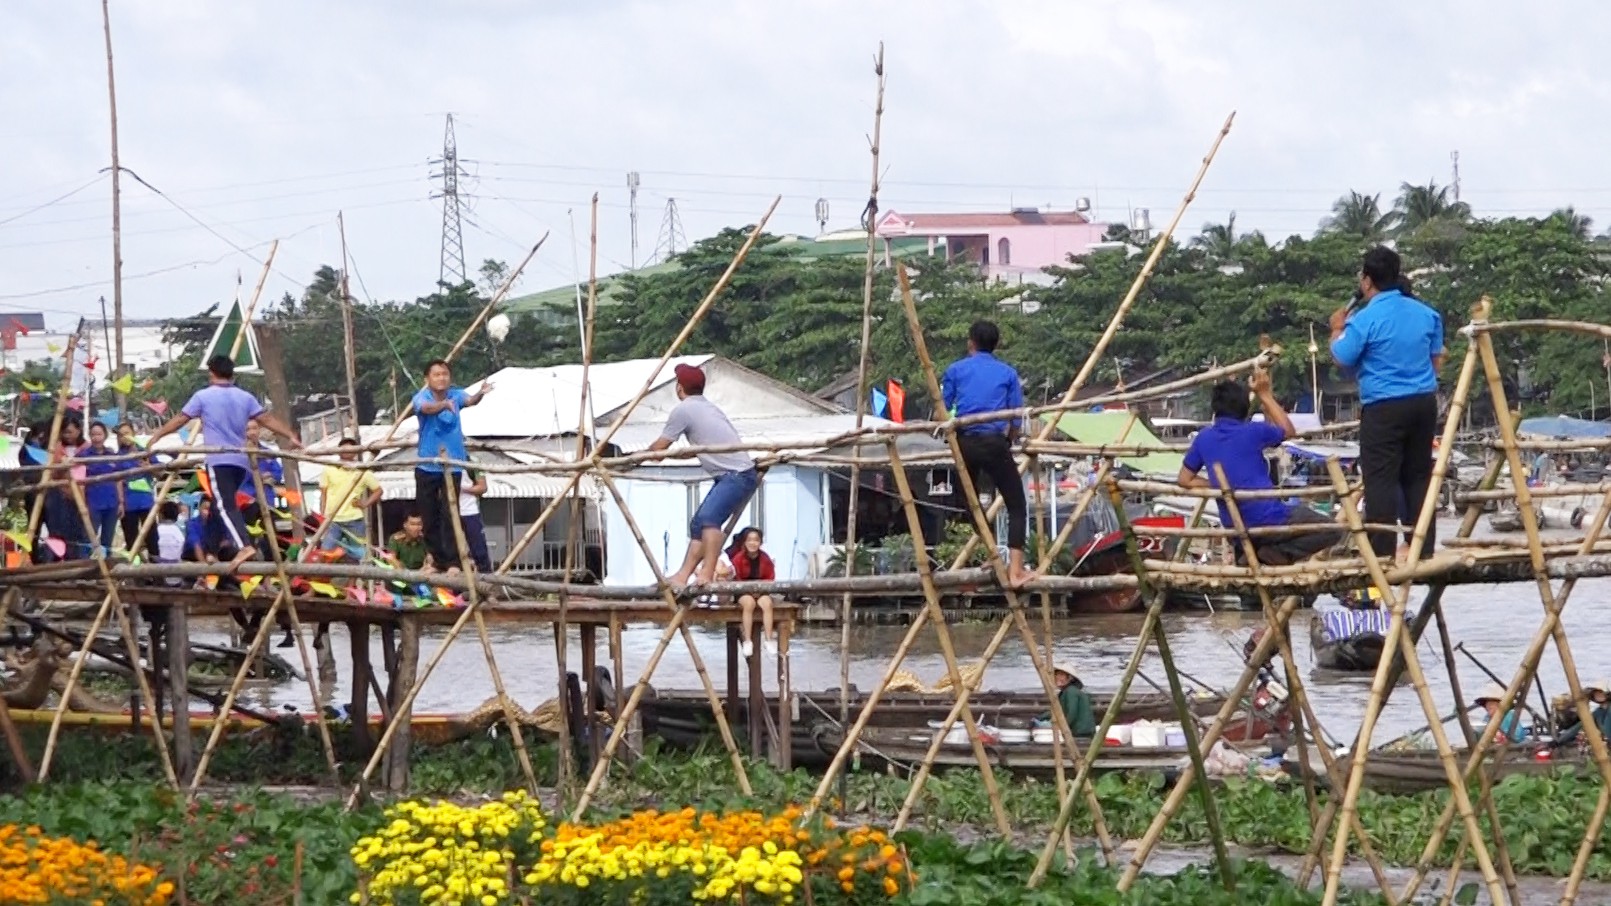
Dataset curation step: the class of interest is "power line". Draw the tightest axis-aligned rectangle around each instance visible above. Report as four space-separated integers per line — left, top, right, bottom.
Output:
0 174 108 227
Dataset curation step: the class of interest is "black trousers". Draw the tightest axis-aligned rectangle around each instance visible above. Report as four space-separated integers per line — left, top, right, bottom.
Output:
121 509 161 561
414 468 462 570
1359 392 1438 559
957 432 1028 550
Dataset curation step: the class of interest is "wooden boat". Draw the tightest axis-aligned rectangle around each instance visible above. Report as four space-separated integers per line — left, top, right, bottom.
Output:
640 686 1240 769
1063 514 1185 614
818 712 1282 777
1323 747 1590 795
1309 607 1390 672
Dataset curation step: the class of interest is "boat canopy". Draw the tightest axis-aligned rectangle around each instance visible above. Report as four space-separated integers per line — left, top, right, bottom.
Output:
1283 439 1360 463
1517 415 1611 440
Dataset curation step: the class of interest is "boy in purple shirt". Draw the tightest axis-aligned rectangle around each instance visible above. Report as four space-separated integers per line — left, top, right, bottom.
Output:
147 355 302 571
1178 372 1343 565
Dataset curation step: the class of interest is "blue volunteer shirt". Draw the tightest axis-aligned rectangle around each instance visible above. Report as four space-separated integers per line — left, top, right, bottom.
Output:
941 352 1025 436
1183 417 1291 528
1330 289 1443 406
80 448 122 512
239 454 284 500
413 387 471 472
185 509 219 555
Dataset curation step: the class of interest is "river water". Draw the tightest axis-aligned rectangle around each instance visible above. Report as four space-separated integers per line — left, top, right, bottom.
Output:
207 517 1611 745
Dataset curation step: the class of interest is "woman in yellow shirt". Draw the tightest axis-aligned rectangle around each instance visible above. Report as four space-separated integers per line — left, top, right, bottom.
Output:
319 438 383 561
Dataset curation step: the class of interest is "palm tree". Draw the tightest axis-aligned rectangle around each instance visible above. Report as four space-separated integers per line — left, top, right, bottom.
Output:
1318 191 1397 241
1393 181 1471 234
1192 212 1266 261
1550 206 1593 240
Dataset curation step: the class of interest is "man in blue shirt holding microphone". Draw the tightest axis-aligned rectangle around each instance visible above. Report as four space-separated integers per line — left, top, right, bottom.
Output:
1330 246 1445 560
942 320 1034 588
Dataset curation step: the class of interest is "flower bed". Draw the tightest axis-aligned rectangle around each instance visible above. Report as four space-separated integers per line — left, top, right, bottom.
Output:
0 824 173 906
351 796 911 904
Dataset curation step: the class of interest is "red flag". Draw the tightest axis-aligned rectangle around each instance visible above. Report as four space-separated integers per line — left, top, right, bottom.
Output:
885 379 906 423
141 399 169 416
64 397 86 411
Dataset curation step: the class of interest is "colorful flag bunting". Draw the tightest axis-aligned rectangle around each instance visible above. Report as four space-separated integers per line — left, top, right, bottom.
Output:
886 378 906 423
109 374 134 394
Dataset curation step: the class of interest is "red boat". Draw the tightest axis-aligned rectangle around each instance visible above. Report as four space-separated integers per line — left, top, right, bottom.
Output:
1064 513 1185 614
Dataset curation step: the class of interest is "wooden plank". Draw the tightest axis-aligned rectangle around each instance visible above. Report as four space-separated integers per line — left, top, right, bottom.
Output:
725 624 740 732
349 622 372 756
776 618 792 771
581 623 599 768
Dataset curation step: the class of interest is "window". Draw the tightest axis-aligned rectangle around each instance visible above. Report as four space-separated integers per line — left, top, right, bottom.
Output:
997 238 1011 265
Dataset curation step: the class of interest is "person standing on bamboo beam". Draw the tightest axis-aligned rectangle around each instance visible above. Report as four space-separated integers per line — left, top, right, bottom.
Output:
651 363 757 590
148 355 302 573
941 320 1034 587
1178 374 1344 565
411 359 492 574
1330 246 1444 562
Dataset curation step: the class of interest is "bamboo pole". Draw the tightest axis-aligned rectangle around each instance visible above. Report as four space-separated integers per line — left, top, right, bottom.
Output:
950 111 1236 568
1208 463 1394 898
59 478 178 786
337 212 360 432
228 449 340 784
1319 457 1506 906
444 466 540 793
884 440 1013 836
553 193 601 795
837 41 886 816
101 0 125 409
569 464 757 817
494 201 777 576
1104 479 1235 891
23 333 82 549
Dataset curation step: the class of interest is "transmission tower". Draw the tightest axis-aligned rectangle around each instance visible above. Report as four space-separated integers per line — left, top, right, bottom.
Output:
431 113 469 287
653 198 687 263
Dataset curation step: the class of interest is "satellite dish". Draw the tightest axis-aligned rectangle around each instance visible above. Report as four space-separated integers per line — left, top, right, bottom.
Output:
1075 197 1092 213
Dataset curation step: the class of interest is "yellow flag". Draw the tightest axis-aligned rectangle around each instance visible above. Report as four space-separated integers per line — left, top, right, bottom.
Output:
109 374 134 394
46 342 61 353
240 576 263 598
309 581 341 598
21 380 46 392
4 530 31 552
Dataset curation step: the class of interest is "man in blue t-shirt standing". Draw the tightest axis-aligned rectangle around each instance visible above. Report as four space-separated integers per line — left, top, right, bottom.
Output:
1179 373 1344 565
412 359 493 572
942 320 1033 587
148 355 302 571
1330 246 1444 560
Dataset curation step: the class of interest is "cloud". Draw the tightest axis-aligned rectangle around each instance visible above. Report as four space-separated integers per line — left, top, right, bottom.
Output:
2 0 1608 334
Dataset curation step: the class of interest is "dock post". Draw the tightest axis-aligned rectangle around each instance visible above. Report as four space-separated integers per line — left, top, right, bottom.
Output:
349 621 373 755
387 615 420 792
580 623 600 768
775 617 792 770
167 605 193 781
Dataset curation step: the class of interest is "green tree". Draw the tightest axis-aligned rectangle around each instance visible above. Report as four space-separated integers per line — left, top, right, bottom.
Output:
1393 180 1471 233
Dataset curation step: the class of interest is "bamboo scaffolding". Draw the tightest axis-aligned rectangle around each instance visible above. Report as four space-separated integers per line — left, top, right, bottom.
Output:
1104 479 1235 891
838 43 886 814
1209 463 1393 898
344 207 773 808
1392 313 1611 906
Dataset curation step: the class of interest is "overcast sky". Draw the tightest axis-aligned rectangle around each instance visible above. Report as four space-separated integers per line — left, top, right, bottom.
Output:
4 1 1608 332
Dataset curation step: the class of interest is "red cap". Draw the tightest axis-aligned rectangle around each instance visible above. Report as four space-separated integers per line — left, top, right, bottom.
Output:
674 363 706 393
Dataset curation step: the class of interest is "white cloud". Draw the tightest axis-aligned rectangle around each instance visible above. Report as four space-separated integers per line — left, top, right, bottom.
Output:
2 0 1609 337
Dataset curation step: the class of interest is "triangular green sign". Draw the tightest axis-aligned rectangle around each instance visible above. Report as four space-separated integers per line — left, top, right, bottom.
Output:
200 298 261 373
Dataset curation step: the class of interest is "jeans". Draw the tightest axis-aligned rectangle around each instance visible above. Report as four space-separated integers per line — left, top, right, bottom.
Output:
321 518 368 561
689 469 758 538
90 506 120 554
415 469 461 569
461 513 493 572
1360 393 1438 559
958 432 1028 550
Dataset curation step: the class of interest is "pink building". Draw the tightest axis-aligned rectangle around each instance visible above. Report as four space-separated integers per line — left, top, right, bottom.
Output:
874 208 1110 284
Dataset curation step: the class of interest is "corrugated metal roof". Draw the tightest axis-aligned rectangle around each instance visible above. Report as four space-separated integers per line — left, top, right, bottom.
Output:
608 413 902 458
455 355 712 439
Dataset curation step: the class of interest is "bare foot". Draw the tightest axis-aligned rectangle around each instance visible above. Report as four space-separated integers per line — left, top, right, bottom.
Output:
1009 567 1038 589
693 567 717 586
665 570 693 589
227 548 259 573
